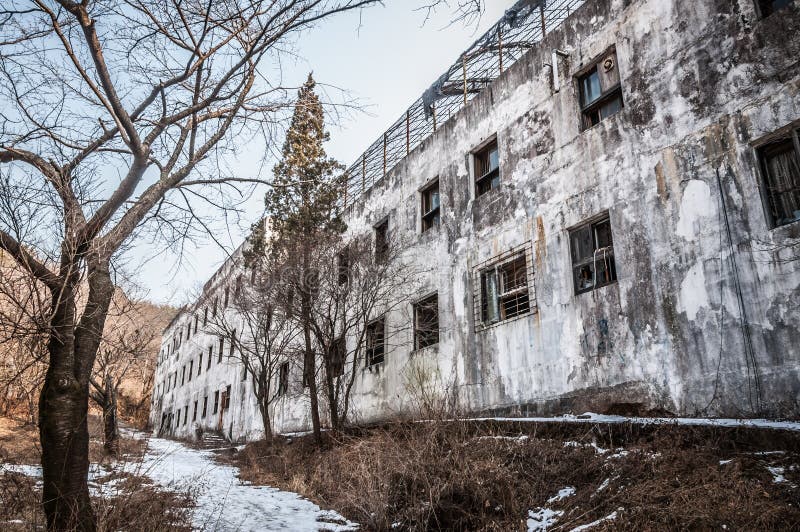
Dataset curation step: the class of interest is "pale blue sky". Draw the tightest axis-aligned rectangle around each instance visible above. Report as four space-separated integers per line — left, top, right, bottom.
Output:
134 1 514 306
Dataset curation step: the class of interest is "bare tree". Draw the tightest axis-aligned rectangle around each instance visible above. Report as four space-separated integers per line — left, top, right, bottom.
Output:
0 1 380 529
206 252 301 440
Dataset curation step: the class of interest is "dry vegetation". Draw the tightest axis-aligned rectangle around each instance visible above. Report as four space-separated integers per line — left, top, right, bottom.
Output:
231 420 800 531
0 415 193 531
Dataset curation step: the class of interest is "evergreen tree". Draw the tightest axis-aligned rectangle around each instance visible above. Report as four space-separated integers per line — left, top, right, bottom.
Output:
261 74 345 443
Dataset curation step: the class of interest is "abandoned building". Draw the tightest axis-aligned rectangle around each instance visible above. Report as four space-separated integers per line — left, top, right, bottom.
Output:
150 0 800 441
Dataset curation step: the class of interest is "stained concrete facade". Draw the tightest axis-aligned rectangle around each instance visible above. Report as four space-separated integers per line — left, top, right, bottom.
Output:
151 0 800 441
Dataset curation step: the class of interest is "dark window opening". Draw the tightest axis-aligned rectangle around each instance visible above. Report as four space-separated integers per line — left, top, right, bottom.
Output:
222 385 231 410
474 139 500 197
207 346 213 370
213 297 218 317
570 215 618 294
578 50 623 130
183 405 188 426
192 401 197 422
198 354 203 375
188 361 193 381
481 254 531 324
414 294 440 349
337 250 350 285
230 330 236 357
181 366 186 386
332 336 346 378
224 286 229 308
176 409 180 427
203 307 208 325
277 362 289 396
365 317 386 367
213 391 219 414
375 220 389 262
218 338 224 363
421 179 441 232
758 130 800 228
235 275 242 298
757 0 794 17
202 396 208 418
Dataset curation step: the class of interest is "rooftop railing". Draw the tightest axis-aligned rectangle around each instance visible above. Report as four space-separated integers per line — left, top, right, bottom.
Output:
342 0 585 207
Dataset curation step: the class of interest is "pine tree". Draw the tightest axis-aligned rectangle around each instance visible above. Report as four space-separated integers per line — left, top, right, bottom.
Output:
261 74 345 443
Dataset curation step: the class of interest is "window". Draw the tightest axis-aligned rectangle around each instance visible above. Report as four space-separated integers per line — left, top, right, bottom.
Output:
578 49 623 130
192 401 197 422
229 330 236 357
757 0 794 17
224 286 229 308
202 396 208 418
183 405 188 426
213 297 218 317
207 346 213 370
480 254 531 325
757 129 800 228
194 315 198 334
181 366 186 386
337 250 350 285
374 219 389 262
414 294 440 349
570 215 618 294
218 338 224 363
365 317 386 367
203 307 208 325
421 179 441 232
198 354 203 375
235 275 242 298
222 385 231 410
474 139 500 197
213 391 219 414
331 337 346 378
277 362 289 396
188 361 193 381
176 409 180 426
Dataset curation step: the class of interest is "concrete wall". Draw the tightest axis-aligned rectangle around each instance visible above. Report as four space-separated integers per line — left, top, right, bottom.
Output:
150 0 800 440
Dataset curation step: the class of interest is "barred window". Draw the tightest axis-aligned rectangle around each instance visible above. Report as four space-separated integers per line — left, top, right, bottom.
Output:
481 255 530 324
365 317 386 367
758 129 800 228
570 215 617 294
414 294 439 349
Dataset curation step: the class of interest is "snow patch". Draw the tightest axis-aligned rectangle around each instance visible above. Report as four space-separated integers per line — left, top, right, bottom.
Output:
547 486 576 503
527 508 563 531
570 508 623 531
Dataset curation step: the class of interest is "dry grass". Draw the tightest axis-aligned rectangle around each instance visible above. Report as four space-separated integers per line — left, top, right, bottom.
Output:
232 420 800 531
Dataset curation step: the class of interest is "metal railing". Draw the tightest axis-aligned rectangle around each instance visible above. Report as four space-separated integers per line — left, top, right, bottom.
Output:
342 0 585 207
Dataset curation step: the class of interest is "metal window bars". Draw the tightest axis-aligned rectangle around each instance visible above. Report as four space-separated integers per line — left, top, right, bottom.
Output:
341 0 585 208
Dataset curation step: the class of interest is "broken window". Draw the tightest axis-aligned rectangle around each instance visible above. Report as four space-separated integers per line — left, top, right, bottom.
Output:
421 179 441 232
223 385 231 410
480 254 531 324
578 49 623 130
277 362 289 396
757 0 794 17
414 294 440 349
374 219 389 262
207 346 213 370
758 128 800 228
213 391 219 414
474 139 500 197
332 336 346 378
365 317 386 367
337 249 350 285
202 396 208 418
192 401 197 422
570 214 618 294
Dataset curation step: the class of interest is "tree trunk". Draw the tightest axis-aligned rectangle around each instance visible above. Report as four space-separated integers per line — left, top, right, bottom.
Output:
257 371 273 440
40 258 114 531
102 375 119 456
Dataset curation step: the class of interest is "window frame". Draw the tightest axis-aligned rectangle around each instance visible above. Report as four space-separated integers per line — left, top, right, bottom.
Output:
474 245 535 329
756 127 800 229
473 137 500 197
576 49 624 131
374 219 389 262
365 317 386 367
277 362 289 396
413 293 440 350
420 178 441 232
569 213 618 295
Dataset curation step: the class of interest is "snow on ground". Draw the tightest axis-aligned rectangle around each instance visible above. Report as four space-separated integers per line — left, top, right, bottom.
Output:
142 435 358 531
465 412 800 432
